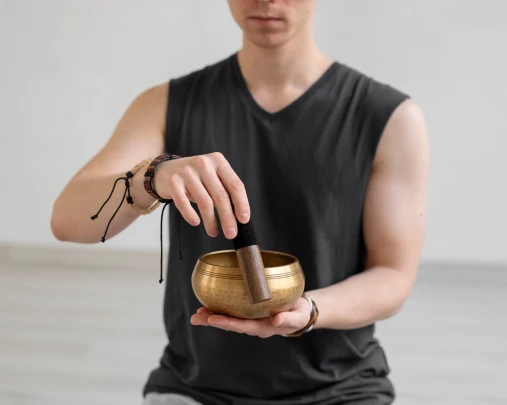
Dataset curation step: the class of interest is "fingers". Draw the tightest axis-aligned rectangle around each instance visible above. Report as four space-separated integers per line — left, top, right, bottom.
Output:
196 307 211 314
190 313 210 326
198 153 247 239
168 174 201 226
215 157 250 224
190 307 215 325
200 170 237 239
206 315 275 338
156 152 251 238
182 167 219 237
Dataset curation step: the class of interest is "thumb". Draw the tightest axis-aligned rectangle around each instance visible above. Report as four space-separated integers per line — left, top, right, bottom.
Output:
272 312 294 329
272 308 308 330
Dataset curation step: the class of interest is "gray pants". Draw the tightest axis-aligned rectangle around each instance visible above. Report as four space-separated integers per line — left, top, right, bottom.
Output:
142 393 203 405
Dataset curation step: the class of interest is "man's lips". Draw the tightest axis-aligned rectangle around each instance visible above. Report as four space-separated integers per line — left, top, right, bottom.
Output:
250 16 280 19
248 16 283 24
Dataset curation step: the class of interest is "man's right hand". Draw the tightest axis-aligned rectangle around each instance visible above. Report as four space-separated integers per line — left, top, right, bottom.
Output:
50 82 250 244
154 152 251 240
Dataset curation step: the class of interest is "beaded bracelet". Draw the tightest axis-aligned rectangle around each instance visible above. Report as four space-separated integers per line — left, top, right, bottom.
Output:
127 157 160 215
143 154 182 203
91 156 162 241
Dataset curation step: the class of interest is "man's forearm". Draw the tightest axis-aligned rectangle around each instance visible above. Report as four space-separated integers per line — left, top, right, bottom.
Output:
305 266 415 330
51 168 154 243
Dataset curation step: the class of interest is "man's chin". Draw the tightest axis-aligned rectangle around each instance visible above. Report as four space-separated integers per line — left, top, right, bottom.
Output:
245 33 291 50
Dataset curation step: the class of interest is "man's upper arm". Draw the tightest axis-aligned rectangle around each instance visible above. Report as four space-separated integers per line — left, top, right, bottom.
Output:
74 82 169 179
363 99 430 284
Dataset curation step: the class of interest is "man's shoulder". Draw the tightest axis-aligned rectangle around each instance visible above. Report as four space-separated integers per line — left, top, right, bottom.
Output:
333 61 410 112
135 55 232 107
169 54 234 87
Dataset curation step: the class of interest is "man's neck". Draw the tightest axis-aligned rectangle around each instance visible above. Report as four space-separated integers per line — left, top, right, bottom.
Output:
236 34 332 91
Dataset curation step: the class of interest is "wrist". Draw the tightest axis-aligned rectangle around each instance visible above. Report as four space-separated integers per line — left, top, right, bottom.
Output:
130 167 157 209
144 154 181 202
283 293 319 337
151 160 172 200
302 291 322 329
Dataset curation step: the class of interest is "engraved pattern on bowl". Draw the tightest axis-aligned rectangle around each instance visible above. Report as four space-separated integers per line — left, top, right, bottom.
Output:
191 250 305 319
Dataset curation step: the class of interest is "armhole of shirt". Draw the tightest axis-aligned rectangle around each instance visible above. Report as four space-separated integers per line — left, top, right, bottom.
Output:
164 79 182 155
362 80 411 165
164 70 206 155
356 80 409 277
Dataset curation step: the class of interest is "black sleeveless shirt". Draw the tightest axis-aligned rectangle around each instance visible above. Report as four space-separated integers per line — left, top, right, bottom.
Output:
144 54 409 405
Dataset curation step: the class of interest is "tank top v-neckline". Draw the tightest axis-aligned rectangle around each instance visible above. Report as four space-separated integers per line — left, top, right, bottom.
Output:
229 53 339 121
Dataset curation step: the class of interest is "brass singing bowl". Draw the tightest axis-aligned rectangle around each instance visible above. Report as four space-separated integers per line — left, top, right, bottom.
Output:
192 250 305 319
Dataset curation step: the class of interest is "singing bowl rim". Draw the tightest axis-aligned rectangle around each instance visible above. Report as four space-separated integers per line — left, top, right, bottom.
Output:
196 249 302 278
199 249 298 267
195 249 303 277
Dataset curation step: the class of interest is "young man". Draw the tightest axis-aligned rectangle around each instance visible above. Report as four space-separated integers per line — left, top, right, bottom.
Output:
51 0 429 404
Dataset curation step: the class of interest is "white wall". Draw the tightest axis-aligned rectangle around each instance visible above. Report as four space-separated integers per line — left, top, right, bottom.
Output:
1 0 506 263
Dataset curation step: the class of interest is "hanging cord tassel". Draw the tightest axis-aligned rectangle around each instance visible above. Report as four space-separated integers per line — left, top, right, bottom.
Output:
92 155 183 284
90 176 127 221
91 156 156 242
102 176 131 242
91 172 134 242
144 154 185 282
178 212 184 260
91 169 173 284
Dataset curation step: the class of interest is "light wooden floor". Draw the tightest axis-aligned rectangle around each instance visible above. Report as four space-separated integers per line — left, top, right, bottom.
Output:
1 261 506 405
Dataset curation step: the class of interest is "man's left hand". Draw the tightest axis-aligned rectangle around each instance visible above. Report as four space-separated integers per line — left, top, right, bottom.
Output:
190 296 311 338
